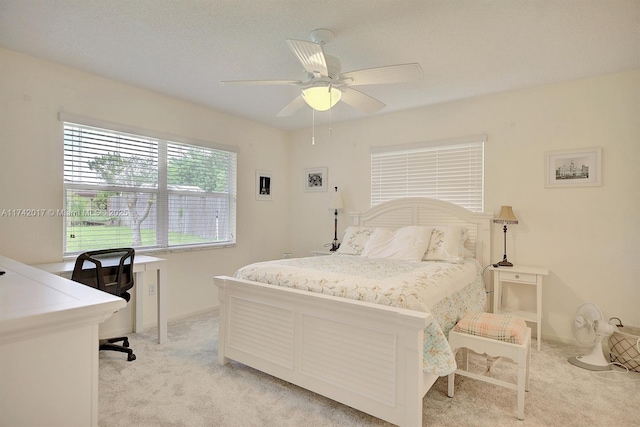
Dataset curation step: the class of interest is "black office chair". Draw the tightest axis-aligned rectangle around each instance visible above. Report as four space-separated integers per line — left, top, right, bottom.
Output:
72 248 137 361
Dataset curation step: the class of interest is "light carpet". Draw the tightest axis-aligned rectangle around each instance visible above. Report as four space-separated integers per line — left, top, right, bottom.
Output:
99 310 640 426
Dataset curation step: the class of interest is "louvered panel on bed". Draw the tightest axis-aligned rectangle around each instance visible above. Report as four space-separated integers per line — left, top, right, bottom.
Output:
353 207 413 229
300 314 397 405
227 296 295 368
215 275 433 426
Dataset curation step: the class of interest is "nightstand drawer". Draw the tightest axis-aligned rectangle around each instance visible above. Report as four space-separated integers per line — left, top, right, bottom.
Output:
499 271 537 283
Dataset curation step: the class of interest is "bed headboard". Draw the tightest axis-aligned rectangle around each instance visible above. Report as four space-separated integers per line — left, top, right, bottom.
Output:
350 197 493 268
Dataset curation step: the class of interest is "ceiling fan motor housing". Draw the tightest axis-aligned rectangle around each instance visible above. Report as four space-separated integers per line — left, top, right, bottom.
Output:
309 28 335 45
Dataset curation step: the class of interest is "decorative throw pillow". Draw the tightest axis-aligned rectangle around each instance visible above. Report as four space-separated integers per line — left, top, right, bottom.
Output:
336 226 375 255
423 226 468 263
361 226 433 261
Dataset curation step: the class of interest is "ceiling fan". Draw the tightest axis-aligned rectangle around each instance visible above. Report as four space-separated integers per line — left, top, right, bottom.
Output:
221 29 423 117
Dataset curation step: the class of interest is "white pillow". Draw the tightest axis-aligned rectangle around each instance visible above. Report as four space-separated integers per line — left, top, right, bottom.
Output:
462 247 475 258
361 226 433 261
336 226 375 255
423 226 468 263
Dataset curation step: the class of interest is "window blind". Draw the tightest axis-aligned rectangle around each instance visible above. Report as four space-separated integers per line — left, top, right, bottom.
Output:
63 122 237 255
371 136 485 211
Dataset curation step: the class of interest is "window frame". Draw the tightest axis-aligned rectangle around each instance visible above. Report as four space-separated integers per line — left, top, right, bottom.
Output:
60 113 237 256
370 134 485 212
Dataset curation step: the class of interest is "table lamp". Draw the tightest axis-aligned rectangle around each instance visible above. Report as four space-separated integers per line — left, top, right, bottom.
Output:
328 187 344 251
493 206 518 267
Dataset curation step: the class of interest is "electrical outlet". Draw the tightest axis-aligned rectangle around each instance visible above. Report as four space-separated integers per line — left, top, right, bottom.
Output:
149 283 157 295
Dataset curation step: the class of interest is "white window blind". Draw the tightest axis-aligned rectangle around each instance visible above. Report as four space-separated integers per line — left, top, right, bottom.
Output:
371 135 485 211
63 121 236 255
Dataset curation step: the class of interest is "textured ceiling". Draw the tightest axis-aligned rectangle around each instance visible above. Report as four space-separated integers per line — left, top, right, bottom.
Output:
1 0 639 131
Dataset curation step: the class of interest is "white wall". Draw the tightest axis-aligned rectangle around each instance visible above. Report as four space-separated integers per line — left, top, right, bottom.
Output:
2 45 638 343
0 47 292 336
288 70 640 343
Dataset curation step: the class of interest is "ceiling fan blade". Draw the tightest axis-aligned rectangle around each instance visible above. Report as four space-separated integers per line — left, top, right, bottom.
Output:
220 79 302 86
341 63 423 86
285 39 328 76
276 94 306 117
339 87 386 114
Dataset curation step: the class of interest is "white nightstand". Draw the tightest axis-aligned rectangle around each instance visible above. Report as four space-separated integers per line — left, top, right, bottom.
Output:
489 265 549 350
310 250 334 256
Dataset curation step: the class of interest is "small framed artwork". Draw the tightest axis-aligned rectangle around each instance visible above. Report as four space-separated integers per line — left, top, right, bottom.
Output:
256 170 273 200
304 167 327 192
545 147 602 188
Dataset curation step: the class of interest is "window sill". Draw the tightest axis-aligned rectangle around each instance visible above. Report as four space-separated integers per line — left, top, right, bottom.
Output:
63 242 236 260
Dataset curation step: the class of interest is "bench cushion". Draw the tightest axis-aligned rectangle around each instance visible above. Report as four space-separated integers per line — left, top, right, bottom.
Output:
454 312 528 345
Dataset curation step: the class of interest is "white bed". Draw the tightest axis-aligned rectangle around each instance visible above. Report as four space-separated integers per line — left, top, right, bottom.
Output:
214 197 493 426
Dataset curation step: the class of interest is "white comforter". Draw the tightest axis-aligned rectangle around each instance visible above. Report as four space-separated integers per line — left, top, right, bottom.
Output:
234 254 487 376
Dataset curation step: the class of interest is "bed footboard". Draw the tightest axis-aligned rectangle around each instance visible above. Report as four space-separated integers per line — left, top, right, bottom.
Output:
214 275 438 427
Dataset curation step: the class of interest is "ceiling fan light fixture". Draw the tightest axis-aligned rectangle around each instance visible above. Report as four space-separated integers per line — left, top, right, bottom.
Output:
302 85 341 111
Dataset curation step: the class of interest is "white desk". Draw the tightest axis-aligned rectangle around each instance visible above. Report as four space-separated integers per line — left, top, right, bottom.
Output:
1 255 125 427
34 255 167 344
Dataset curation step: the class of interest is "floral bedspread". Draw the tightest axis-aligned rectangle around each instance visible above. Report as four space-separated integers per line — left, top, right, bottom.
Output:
234 255 487 376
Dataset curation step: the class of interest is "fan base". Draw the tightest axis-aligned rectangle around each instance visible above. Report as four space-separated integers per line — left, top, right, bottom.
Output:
568 355 611 371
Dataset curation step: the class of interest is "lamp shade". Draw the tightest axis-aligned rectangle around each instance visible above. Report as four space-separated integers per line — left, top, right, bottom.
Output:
493 206 519 224
302 85 341 111
329 187 343 210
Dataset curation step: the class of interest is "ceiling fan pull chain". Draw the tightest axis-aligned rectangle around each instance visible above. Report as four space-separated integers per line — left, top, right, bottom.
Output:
329 86 333 137
312 109 315 145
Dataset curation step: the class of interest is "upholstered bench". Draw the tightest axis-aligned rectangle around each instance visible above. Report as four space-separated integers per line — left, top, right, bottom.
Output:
447 312 531 420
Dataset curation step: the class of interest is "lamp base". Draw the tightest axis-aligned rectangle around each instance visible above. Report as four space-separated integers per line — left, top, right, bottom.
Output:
496 260 513 267
330 241 340 251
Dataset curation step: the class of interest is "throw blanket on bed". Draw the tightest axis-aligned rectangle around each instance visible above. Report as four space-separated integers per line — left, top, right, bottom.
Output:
234 255 487 376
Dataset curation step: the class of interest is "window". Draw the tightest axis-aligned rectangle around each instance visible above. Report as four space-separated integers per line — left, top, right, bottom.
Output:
371 135 485 211
62 120 237 255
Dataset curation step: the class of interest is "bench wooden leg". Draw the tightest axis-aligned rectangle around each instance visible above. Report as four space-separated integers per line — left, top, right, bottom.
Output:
447 371 455 398
517 362 526 420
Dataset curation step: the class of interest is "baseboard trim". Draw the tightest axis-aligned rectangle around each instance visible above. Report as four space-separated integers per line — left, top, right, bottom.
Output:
99 306 220 339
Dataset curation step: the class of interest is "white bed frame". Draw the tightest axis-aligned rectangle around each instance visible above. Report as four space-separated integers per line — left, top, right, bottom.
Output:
214 198 492 426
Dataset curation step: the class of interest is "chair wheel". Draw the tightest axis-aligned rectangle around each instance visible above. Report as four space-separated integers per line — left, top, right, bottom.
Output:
128 353 136 362
123 339 129 348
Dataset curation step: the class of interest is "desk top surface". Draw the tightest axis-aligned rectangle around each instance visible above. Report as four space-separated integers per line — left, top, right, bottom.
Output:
34 254 166 274
0 255 126 330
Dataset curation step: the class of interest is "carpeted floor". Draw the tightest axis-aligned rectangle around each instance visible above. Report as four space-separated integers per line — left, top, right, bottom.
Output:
99 310 640 426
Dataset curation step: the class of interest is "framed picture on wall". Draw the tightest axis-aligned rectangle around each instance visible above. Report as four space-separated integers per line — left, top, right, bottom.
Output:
304 167 327 192
256 170 273 200
545 147 602 188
